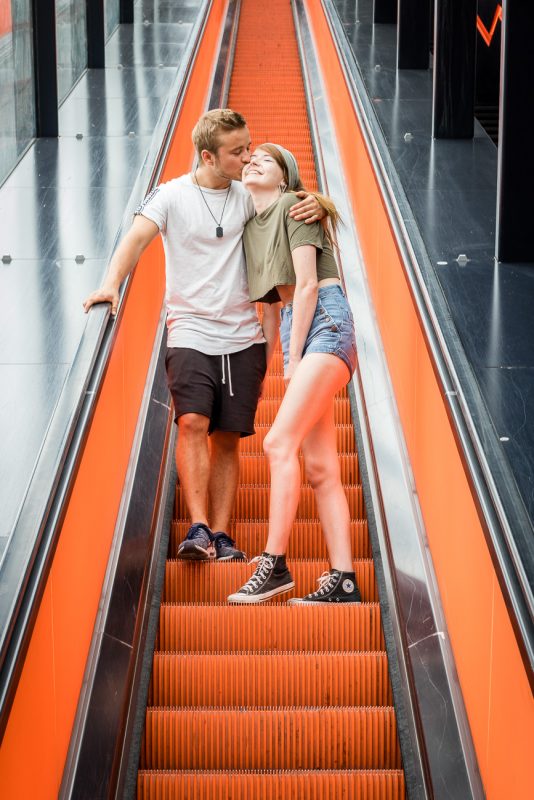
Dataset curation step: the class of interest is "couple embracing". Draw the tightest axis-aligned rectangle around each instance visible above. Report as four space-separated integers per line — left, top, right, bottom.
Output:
84 109 361 605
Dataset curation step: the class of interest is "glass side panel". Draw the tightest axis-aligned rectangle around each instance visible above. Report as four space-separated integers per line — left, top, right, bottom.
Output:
55 0 87 104
0 0 35 184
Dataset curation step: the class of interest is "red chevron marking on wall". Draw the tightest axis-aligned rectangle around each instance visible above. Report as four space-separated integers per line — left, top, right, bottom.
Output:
477 5 503 47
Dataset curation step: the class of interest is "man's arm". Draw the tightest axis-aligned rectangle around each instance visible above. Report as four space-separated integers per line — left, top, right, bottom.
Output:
288 191 326 224
83 215 160 315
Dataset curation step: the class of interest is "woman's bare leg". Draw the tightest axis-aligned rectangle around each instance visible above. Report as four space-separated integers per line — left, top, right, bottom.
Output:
263 353 349 555
301 403 353 571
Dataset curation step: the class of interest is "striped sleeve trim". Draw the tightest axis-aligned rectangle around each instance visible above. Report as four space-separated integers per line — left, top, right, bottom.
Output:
134 186 161 216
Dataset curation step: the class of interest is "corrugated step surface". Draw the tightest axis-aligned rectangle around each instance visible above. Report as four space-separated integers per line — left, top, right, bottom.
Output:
137 0 405 796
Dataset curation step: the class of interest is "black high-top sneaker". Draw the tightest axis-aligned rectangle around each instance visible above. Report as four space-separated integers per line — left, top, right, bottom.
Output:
227 553 294 603
289 569 361 604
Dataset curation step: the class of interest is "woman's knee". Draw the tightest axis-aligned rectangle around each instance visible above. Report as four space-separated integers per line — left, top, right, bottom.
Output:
305 456 339 490
263 429 293 463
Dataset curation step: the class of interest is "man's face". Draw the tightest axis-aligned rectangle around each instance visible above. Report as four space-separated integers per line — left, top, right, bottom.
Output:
202 127 252 181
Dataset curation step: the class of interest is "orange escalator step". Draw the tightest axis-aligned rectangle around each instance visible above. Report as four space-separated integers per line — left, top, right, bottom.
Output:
236 452 360 485
239 424 357 454
163 559 376 603
140 707 402 770
175 484 364 520
170 519 370 559
156 603 384 652
137 770 406 799
148 652 393 707
254 396 353 425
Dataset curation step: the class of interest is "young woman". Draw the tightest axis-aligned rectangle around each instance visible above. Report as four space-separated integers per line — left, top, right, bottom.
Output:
228 144 361 604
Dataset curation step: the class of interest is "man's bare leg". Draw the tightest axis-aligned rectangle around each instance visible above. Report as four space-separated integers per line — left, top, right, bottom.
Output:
175 413 211 525
208 430 241 533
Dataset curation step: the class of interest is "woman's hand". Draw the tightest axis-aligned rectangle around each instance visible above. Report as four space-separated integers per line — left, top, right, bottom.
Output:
284 357 302 386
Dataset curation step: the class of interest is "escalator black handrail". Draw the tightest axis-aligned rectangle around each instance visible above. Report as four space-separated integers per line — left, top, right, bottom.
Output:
0 0 213 743
321 0 534 689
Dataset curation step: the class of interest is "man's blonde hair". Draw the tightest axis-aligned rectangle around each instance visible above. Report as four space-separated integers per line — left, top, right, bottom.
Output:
192 109 247 158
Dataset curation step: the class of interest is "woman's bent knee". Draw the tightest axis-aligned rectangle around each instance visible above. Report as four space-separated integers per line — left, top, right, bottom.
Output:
263 431 294 463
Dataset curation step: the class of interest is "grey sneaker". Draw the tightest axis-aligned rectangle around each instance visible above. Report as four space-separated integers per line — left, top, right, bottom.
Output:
227 553 294 603
289 569 361 604
213 532 246 561
177 522 213 560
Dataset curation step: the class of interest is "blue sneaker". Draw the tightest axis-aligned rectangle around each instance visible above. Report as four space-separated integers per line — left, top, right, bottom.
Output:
213 532 246 561
177 522 213 560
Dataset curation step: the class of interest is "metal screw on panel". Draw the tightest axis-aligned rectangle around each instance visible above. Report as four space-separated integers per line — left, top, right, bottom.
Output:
76 133 83 140
143 19 150 26
455 253 470 265
2 255 12 264
437 261 448 265
500 436 510 442
117 63 123 70
374 64 381 71
403 132 413 142
128 131 136 138
75 255 85 263
158 63 164 68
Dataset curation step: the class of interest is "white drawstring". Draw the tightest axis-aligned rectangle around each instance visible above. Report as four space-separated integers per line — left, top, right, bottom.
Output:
221 354 234 397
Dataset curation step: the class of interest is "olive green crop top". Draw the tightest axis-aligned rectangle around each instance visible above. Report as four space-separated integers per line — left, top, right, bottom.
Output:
243 192 339 304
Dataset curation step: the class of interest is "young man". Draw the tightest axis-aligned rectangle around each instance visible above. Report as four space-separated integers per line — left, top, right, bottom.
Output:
83 109 322 560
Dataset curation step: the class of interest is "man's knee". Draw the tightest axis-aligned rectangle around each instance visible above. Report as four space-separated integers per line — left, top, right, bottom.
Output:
178 413 210 438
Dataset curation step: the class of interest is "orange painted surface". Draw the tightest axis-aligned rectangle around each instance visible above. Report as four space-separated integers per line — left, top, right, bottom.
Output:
305 1 534 798
0 1 11 38
0 3 227 798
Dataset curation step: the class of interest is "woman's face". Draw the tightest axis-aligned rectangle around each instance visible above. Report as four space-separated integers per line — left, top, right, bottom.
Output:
242 148 285 190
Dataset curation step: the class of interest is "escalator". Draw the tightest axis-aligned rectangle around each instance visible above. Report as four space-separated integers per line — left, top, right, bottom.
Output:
137 0 405 795
3 1 530 797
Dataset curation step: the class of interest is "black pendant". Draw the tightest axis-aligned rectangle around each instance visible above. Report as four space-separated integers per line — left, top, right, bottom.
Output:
216 226 223 238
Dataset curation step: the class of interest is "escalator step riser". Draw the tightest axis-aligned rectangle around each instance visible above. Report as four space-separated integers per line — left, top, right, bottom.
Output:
239 425 356 454
148 652 393 707
163 560 376 603
140 708 402 770
170 519 370 559
175 485 364 520
236 453 361 486
255 397 353 425
156 603 384 652
137 770 406 799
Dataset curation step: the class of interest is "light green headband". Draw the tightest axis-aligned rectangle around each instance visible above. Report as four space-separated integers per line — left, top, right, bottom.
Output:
264 143 300 190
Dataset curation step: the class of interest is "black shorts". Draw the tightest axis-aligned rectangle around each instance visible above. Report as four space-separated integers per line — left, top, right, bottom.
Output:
165 343 267 438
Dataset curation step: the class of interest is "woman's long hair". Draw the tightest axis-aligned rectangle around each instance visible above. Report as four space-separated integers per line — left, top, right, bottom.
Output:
258 144 340 239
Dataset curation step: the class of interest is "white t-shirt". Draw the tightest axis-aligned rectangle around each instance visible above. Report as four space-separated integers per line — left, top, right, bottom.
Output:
135 174 265 354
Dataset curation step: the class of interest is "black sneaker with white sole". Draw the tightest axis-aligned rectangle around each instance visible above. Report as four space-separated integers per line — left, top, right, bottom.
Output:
177 522 213 560
227 553 294 603
289 569 361 604
213 532 246 561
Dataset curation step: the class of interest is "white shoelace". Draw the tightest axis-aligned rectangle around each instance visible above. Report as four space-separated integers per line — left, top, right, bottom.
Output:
313 571 338 596
221 354 234 396
241 554 274 593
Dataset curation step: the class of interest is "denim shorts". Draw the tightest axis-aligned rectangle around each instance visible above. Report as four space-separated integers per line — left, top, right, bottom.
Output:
280 284 357 378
